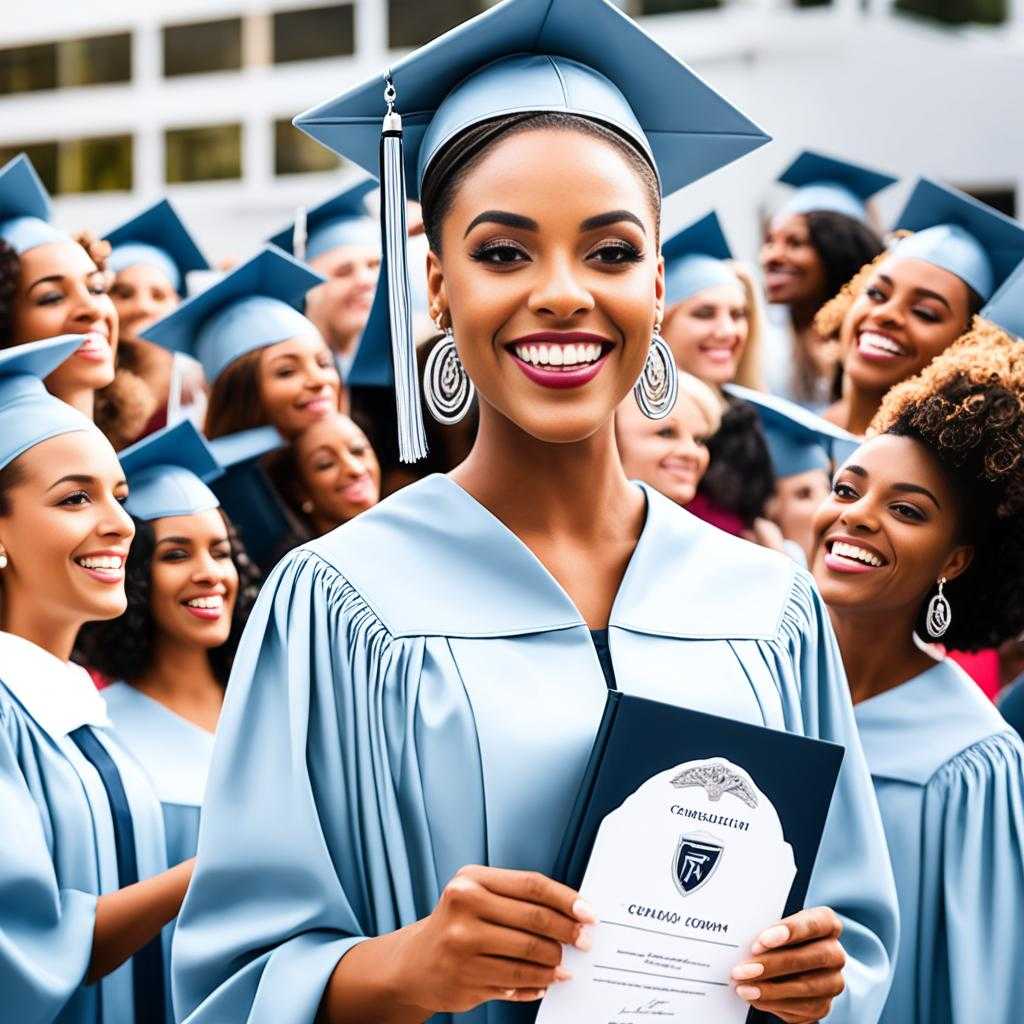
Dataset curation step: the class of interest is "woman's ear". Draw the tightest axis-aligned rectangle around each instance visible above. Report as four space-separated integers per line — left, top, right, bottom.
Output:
654 252 666 330
426 250 448 326
941 543 974 584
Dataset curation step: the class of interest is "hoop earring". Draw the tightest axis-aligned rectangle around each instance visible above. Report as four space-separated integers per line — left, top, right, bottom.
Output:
423 328 475 425
926 577 952 639
633 330 678 420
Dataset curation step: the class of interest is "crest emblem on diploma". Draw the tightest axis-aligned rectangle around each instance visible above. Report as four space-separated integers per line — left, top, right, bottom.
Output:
673 831 724 896
670 760 758 809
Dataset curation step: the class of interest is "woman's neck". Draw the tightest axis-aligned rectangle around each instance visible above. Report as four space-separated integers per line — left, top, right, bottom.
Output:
828 604 937 704
132 638 223 733
52 385 95 419
1 602 79 662
842 381 887 437
788 298 821 333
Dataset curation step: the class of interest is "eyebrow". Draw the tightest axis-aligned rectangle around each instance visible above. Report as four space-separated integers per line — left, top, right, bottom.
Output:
840 465 941 508
464 210 538 237
27 274 65 292
579 210 646 234
157 535 230 546
877 273 952 311
46 473 95 491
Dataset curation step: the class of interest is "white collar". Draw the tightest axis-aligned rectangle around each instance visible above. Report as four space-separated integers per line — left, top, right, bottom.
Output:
0 631 110 741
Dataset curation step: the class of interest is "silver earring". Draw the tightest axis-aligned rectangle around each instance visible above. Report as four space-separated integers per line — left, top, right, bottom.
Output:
926 577 952 639
0 551 7 570
301 500 314 515
423 328 475 425
634 330 678 420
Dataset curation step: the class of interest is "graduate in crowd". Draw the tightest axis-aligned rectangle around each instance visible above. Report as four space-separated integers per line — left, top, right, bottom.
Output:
818 178 1024 436
761 151 890 410
270 177 380 376
266 409 380 540
0 155 118 419
173 3 898 1023
141 245 343 440
103 199 212 447
810 323 1024 1024
0 336 191 1024
615 370 719 508
657 211 774 534
75 420 264 869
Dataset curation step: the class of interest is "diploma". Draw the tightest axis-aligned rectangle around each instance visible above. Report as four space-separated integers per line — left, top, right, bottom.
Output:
539 692 843 1024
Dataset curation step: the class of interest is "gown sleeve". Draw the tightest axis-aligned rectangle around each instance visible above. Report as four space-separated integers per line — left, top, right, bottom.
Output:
768 570 900 1024
0 704 97 1019
171 548 423 1024
917 731 1024 1022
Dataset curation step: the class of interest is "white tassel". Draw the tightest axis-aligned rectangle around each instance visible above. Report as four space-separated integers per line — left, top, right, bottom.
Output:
292 206 307 262
380 73 427 463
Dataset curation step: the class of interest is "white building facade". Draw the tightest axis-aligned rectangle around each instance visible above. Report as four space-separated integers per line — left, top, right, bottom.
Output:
1 0 1022 265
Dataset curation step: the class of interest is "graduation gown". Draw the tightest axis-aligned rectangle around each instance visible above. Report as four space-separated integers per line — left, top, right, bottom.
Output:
855 658 1024 1024
172 474 898 1024
0 631 169 1024
103 682 214 867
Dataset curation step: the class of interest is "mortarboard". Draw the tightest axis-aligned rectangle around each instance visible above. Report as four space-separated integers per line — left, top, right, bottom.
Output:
294 0 770 461
0 153 70 255
979 259 1024 341
269 177 380 262
725 383 858 479
0 336 97 471
347 265 391 388
890 178 1024 302
105 198 210 296
663 212 736 306
140 245 325 383
776 150 897 223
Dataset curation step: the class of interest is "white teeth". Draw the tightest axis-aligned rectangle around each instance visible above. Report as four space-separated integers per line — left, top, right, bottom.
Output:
832 541 884 567
77 555 123 570
513 343 603 367
859 332 908 357
186 596 223 609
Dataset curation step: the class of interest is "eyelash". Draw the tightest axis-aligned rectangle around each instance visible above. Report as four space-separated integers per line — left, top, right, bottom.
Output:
468 238 644 266
865 286 941 323
832 482 925 520
59 490 90 507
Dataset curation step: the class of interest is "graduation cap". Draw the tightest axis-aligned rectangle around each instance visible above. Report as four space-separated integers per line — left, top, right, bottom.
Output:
0 153 70 255
0 336 97 471
140 245 325 383
776 150 897 223
105 198 210 297
980 259 1024 342
663 212 735 306
725 383 858 479
269 177 379 263
890 178 1024 302
294 0 770 462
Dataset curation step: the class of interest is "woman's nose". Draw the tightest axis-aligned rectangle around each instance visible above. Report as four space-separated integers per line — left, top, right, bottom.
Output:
528 256 595 320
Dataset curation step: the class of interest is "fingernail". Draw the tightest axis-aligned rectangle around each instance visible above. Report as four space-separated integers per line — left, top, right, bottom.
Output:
736 985 761 1002
572 898 598 923
554 966 573 982
574 926 593 952
731 962 764 981
756 924 790 949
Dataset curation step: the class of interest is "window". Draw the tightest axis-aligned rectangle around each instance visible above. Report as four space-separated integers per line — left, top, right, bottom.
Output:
273 4 355 63
165 124 243 183
0 43 57 94
163 19 243 77
0 143 58 193
388 0 481 48
275 119 343 176
894 0 1005 24
59 135 133 193
638 0 723 11
0 34 131 95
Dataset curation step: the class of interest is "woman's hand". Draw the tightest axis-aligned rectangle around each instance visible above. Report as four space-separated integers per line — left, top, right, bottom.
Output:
729 906 845 1023
387 865 596 1015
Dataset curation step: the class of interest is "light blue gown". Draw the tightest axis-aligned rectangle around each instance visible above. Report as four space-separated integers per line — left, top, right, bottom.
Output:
172 475 898 1024
0 631 169 1024
102 682 214 867
855 657 1024 1024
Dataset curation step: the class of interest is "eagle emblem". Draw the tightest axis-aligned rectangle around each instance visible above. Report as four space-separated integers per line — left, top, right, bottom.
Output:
670 761 758 809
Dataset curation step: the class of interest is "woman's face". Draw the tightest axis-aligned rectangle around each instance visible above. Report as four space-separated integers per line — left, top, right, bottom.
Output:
428 128 664 445
839 256 971 395
810 434 972 618
109 263 180 343
256 334 342 439
760 213 828 306
765 467 832 562
11 241 119 393
306 245 380 352
294 413 381 527
148 510 238 651
661 280 748 386
0 430 133 626
616 393 711 507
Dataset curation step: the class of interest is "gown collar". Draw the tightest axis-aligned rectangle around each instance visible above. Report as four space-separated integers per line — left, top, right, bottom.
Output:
854 657 1008 785
311 473 796 640
0 630 110 740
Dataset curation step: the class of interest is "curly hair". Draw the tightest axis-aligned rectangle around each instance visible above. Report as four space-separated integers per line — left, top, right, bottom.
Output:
868 321 1024 650
0 238 20 344
75 510 262 685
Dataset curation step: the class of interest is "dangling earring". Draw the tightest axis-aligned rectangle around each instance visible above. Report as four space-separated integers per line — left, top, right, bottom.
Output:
634 328 678 420
423 326 475 425
0 549 7 570
926 577 952 639
301 500 315 516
